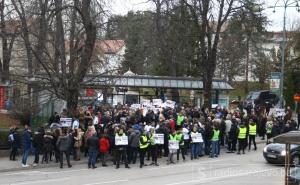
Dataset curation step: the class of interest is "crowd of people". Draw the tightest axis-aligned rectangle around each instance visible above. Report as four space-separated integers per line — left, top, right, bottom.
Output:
7 103 299 169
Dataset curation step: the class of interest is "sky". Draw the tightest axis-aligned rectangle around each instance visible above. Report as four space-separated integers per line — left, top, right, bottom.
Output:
110 0 300 32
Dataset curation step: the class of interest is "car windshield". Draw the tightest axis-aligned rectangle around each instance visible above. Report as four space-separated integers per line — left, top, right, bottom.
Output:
290 167 300 180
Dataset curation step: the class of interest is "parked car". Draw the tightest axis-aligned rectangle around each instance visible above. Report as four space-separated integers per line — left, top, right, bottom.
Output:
289 167 300 185
263 143 300 165
244 90 279 110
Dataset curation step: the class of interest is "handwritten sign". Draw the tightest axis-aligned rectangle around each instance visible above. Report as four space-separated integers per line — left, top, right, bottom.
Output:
60 118 72 127
115 135 128 146
154 134 164 144
165 100 176 109
153 99 163 106
191 133 203 143
169 140 179 150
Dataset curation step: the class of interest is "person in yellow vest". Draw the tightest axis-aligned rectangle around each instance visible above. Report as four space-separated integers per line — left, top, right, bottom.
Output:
237 123 247 155
176 128 185 161
139 130 149 168
210 124 220 158
248 119 257 151
149 128 159 166
167 130 177 164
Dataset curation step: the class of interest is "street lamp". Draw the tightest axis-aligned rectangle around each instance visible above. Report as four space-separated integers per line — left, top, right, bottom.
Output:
269 0 300 108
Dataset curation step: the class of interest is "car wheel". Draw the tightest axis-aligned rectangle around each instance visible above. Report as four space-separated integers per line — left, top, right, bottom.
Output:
292 155 300 166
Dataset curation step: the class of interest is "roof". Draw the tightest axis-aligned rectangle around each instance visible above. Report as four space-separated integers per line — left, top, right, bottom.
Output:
273 131 300 145
83 74 234 90
65 40 125 54
0 18 36 34
94 40 125 54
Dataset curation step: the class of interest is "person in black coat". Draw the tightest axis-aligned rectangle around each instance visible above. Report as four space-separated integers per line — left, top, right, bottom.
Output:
42 131 53 164
228 120 238 152
32 127 44 166
10 128 20 161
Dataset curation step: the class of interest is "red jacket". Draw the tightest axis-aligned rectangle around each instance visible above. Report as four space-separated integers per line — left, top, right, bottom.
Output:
169 119 175 130
99 137 110 153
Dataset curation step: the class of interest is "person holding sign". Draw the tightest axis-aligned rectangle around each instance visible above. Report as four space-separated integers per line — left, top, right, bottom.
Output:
176 128 185 161
210 124 220 158
139 130 149 168
190 126 201 160
149 128 159 166
167 130 178 165
115 128 130 169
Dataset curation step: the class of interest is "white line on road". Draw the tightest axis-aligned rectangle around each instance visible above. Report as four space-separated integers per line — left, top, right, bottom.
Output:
165 168 281 185
82 179 129 185
9 177 70 185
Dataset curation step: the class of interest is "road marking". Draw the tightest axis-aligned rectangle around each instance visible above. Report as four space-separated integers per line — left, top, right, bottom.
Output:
4 171 41 176
10 177 70 185
147 159 224 170
82 179 129 185
165 168 280 185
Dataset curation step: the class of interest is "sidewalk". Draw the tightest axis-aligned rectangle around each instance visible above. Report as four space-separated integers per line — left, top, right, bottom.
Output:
0 154 88 173
0 139 267 173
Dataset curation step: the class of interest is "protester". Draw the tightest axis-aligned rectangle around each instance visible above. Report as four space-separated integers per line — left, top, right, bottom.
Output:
56 128 72 168
10 127 20 161
87 133 99 169
21 125 32 167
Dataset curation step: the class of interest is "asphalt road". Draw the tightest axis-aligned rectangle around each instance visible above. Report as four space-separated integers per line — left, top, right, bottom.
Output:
0 143 284 185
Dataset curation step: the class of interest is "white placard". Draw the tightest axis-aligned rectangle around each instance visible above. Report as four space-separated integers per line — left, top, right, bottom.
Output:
168 140 179 150
191 133 203 143
115 135 128 146
60 118 72 127
165 100 176 109
153 99 163 106
275 108 285 117
154 134 164 144
142 100 151 107
131 104 141 110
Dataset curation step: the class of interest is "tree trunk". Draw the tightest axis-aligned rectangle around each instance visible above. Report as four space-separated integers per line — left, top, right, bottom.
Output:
66 89 79 116
245 37 250 93
203 72 213 109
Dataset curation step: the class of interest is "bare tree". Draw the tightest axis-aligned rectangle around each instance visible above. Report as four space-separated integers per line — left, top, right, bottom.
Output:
0 0 19 83
11 0 103 114
184 0 238 108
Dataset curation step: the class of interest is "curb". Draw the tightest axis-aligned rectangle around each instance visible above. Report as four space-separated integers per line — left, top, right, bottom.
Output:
0 142 267 173
0 159 88 173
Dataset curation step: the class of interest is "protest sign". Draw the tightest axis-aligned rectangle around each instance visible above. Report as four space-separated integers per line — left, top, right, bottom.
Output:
165 100 176 109
142 100 151 107
168 140 179 150
275 108 285 117
153 99 163 106
154 134 164 144
191 133 203 143
115 135 128 146
60 118 72 127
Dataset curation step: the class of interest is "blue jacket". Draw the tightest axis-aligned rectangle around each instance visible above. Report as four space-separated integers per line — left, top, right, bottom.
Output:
23 129 32 150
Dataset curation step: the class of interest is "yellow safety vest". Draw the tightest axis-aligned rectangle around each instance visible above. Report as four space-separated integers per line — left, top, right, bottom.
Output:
176 133 184 146
169 134 177 141
238 127 247 139
211 129 220 141
140 135 149 149
150 134 155 145
249 124 257 136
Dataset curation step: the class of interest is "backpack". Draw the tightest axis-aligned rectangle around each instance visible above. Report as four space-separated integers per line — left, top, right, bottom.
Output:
8 133 14 143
